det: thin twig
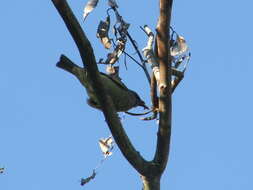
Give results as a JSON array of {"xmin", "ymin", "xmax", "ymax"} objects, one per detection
[
  {"xmin": 111, "ymin": 38, "xmax": 146, "ymax": 72},
  {"xmin": 109, "ymin": 8, "xmax": 151, "ymax": 84},
  {"xmin": 126, "ymin": 32, "xmax": 151, "ymax": 84},
  {"xmin": 141, "ymin": 72, "xmax": 158, "ymax": 121},
  {"xmin": 123, "ymin": 51, "xmax": 143, "ymax": 68},
  {"xmin": 139, "ymin": 26, "xmax": 148, "ymax": 35},
  {"xmin": 125, "ymin": 109, "xmax": 153, "ymax": 116}
]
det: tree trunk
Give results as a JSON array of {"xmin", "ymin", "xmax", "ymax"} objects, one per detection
[{"xmin": 142, "ymin": 176, "xmax": 161, "ymax": 190}]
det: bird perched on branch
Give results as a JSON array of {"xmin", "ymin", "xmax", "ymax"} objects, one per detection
[{"xmin": 57, "ymin": 55, "xmax": 148, "ymax": 112}]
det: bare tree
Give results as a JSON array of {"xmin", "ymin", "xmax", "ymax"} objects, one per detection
[{"xmin": 50, "ymin": 0, "xmax": 186, "ymax": 189}]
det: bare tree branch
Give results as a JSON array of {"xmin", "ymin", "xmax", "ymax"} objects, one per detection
[
  {"xmin": 141, "ymin": 73, "xmax": 158, "ymax": 121},
  {"xmin": 51, "ymin": 1, "xmax": 178, "ymax": 189},
  {"xmin": 126, "ymin": 32, "xmax": 151, "ymax": 84},
  {"xmin": 153, "ymin": 0, "xmax": 173, "ymax": 173},
  {"xmin": 51, "ymin": 0, "xmax": 152, "ymax": 176}
]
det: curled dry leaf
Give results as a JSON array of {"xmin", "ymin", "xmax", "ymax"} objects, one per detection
[
  {"xmin": 142, "ymin": 25, "xmax": 157, "ymax": 67},
  {"xmin": 106, "ymin": 65, "xmax": 121, "ymax": 81},
  {"xmin": 108, "ymin": 0, "xmax": 118, "ymax": 8},
  {"xmin": 143, "ymin": 25, "xmax": 154, "ymax": 48},
  {"xmin": 152, "ymin": 66, "xmax": 160, "ymax": 83},
  {"xmin": 83, "ymin": 0, "xmax": 99, "ymax": 21},
  {"xmin": 170, "ymin": 35, "xmax": 188, "ymax": 57},
  {"xmin": 106, "ymin": 65, "xmax": 117, "ymax": 75},
  {"xmin": 97, "ymin": 16, "xmax": 111, "ymax": 49},
  {"xmin": 104, "ymin": 38, "xmax": 125, "ymax": 65},
  {"xmin": 80, "ymin": 170, "xmax": 96, "ymax": 186},
  {"xmin": 0, "ymin": 168, "xmax": 4, "ymax": 174},
  {"xmin": 98, "ymin": 136, "xmax": 114, "ymax": 158},
  {"xmin": 170, "ymin": 33, "xmax": 191, "ymax": 76},
  {"xmin": 112, "ymin": 9, "xmax": 130, "ymax": 38}
]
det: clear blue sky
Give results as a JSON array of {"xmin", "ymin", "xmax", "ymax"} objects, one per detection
[{"xmin": 1, "ymin": 0, "xmax": 252, "ymax": 189}]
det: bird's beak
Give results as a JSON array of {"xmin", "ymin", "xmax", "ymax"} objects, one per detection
[{"xmin": 140, "ymin": 101, "xmax": 149, "ymax": 110}]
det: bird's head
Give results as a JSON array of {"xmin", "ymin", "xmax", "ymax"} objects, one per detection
[{"xmin": 131, "ymin": 91, "xmax": 149, "ymax": 110}]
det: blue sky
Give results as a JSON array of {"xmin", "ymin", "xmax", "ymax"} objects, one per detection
[{"xmin": 0, "ymin": 0, "xmax": 253, "ymax": 189}]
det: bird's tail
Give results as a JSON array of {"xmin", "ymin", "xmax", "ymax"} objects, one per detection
[{"xmin": 56, "ymin": 55, "xmax": 81, "ymax": 75}]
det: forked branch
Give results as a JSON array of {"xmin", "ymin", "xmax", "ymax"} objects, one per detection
[
  {"xmin": 52, "ymin": 0, "xmax": 174, "ymax": 188},
  {"xmin": 51, "ymin": 0, "xmax": 152, "ymax": 176}
]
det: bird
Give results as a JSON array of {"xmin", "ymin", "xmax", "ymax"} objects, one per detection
[
  {"xmin": 57, "ymin": 55, "xmax": 148, "ymax": 112},
  {"xmin": 83, "ymin": 0, "xmax": 99, "ymax": 21}
]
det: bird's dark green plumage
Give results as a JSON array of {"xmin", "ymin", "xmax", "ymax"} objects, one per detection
[{"xmin": 57, "ymin": 55, "xmax": 148, "ymax": 112}]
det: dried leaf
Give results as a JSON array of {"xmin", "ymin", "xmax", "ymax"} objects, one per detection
[
  {"xmin": 80, "ymin": 170, "xmax": 96, "ymax": 186},
  {"xmin": 83, "ymin": 0, "xmax": 99, "ymax": 21},
  {"xmin": 0, "ymin": 168, "xmax": 4, "ymax": 174},
  {"xmin": 97, "ymin": 16, "xmax": 111, "ymax": 49},
  {"xmin": 98, "ymin": 136, "xmax": 114, "ymax": 158},
  {"xmin": 152, "ymin": 66, "xmax": 160, "ymax": 83},
  {"xmin": 143, "ymin": 25, "xmax": 154, "ymax": 50},
  {"xmin": 108, "ymin": 0, "xmax": 118, "ymax": 8},
  {"xmin": 142, "ymin": 25, "xmax": 158, "ymax": 68},
  {"xmin": 169, "ymin": 29, "xmax": 191, "ymax": 75},
  {"xmin": 104, "ymin": 39, "xmax": 125, "ymax": 65},
  {"xmin": 117, "ymin": 22, "xmax": 130, "ymax": 38},
  {"xmin": 106, "ymin": 65, "xmax": 121, "ymax": 81},
  {"xmin": 170, "ymin": 35, "xmax": 188, "ymax": 56}
]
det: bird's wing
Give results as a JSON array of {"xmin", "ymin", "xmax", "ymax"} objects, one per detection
[{"xmin": 100, "ymin": 72, "xmax": 129, "ymax": 91}]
